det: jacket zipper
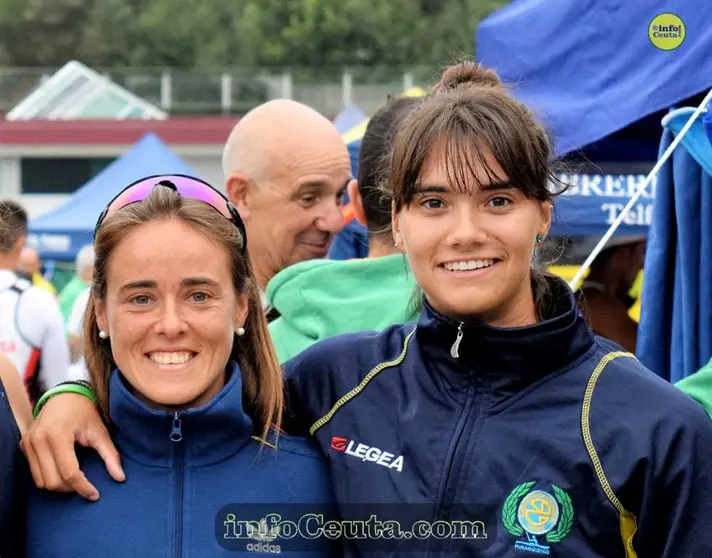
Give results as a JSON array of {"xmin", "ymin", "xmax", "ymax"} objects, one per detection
[
  {"xmin": 450, "ymin": 322, "xmax": 464, "ymax": 358},
  {"xmin": 430, "ymin": 373, "xmax": 479, "ymax": 555},
  {"xmin": 170, "ymin": 412, "xmax": 185, "ymax": 558}
]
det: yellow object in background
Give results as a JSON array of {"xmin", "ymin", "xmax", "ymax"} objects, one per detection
[
  {"xmin": 31, "ymin": 272, "xmax": 57, "ymax": 296},
  {"xmin": 546, "ymin": 265, "xmax": 642, "ymax": 323},
  {"xmin": 627, "ymin": 271, "xmax": 643, "ymax": 322}
]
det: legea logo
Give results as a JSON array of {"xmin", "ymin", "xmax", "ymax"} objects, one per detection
[{"xmin": 330, "ymin": 436, "xmax": 404, "ymax": 472}]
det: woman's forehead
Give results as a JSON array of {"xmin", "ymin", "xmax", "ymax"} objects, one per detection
[
  {"xmin": 419, "ymin": 139, "xmax": 508, "ymax": 186},
  {"xmin": 108, "ymin": 221, "xmax": 231, "ymax": 276}
]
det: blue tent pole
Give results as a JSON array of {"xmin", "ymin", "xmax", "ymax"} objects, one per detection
[{"xmin": 569, "ymin": 87, "xmax": 712, "ymax": 291}]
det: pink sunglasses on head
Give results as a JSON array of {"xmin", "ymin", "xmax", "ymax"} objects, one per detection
[{"xmin": 94, "ymin": 174, "xmax": 247, "ymax": 253}]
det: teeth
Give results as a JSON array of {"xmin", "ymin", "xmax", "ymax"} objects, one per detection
[
  {"xmin": 444, "ymin": 260, "xmax": 495, "ymax": 271},
  {"xmin": 148, "ymin": 352, "xmax": 194, "ymax": 365}
]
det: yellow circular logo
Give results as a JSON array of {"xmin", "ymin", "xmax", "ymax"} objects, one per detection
[
  {"xmin": 649, "ymin": 13, "xmax": 686, "ymax": 51},
  {"xmin": 517, "ymin": 490, "xmax": 560, "ymax": 536}
]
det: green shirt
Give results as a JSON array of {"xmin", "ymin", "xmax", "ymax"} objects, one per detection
[
  {"xmin": 267, "ymin": 254, "xmax": 419, "ymax": 364},
  {"xmin": 57, "ymin": 275, "xmax": 88, "ymax": 325},
  {"xmin": 676, "ymin": 358, "xmax": 712, "ymax": 418}
]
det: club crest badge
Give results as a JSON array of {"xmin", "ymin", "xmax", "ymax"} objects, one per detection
[{"xmin": 502, "ymin": 481, "xmax": 574, "ymax": 555}]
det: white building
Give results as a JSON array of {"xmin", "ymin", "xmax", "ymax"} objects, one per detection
[
  {"xmin": 0, "ymin": 61, "xmax": 238, "ymax": 217},
  {"xmin": 0, "ymin": 117, "xmax": 236, "ymax": 218}
]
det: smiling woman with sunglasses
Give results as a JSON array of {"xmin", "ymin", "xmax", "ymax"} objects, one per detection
[{"xmin": 24, "ymin": 176, "xmax": 335, "ymax": 557}]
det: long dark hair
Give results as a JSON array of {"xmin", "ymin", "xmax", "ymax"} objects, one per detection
[{"xmin": 358, "ymin": 96, "xmax": 421, "ymax": 238}]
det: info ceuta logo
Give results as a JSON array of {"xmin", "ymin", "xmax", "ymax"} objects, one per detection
[{"xmin": 330, "ymin": 436, "xmax": 404, "ymax": 472}]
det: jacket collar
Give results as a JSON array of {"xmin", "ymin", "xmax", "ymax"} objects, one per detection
[
  {"xmin": 415, "ymin": 276, "xmax": 595, "ymax": 394},
  {"xmin": 108, "ymin": 362, "xmax": 254, "ymax": 468}
]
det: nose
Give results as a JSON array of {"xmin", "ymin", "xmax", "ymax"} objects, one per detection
[
  {"xmin": 315, "ymin": 200, "xmax": 346, "ymax": 234},
  {"xmin": 448, "ymin": 205, "xmax": 487, "ymax": 247},
  {"xmin": 155, "ymin": 300, "xmax": 187, "ymax": 337}
]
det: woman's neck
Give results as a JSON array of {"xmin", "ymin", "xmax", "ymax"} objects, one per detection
[
  {"xmin": 367, "ymin": 236, "xmax": 402, "ymax": 259},
  {"xmin": 440, "ymin": 281, "xmax": 540, "ymax": 328},
  {"xmin": 480, "ymin": 294, "xmax": 539, "ymax": 328}
]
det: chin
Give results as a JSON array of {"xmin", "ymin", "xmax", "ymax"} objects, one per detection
[
  {"xmin": 135, "ymin": 382, "xmax": 208, "ymax": 410},
  {"xmin": 445, "ymin": 304, "xmax": 493, "ymax": 322},
  {"xmin": 297, "ymin": 242, "xmax": 330, "ymax": 260},
  {"xmin": 434, "ymin": 290, "xmax": 499, "ymax": 316}
]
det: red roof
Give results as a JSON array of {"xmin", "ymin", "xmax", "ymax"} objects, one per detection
[{"xmin": 0, "ymin": 117, "xmax": 240, "ymax": 145}]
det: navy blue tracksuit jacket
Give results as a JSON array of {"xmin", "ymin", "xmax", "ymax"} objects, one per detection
[
  {"xmin": 284, "ymin": 278, "xmax": 712, "ymax": 557},
  {"xmin": 26, "ymin": 364, "xmax": 336, "ymax": 557}
]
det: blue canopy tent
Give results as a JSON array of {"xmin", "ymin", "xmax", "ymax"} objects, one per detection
[
  {"xmin": 550, "ymin": 173, "xmax": 654, "ymax": 237},
  {"xmin": 333, "ymin": 105, "xmax": 367, "ymax": 134},
  {"xmin": 478, "ymin": 0, "xmax": 712, "ymax": 382},
  {"xmin": 27, "ymin": 133, "xmax": 197, "ymax": 260},
  {"xmin": 637, "ymin": 106, "xmax": 712, "ymax": 382},
  {"xmin": 476, "ymin": 0, "xmax": 712, "ymax": 158},
  {"xmin": 332, "ymin": 105, "xmax": 367, "ymax": 177}
]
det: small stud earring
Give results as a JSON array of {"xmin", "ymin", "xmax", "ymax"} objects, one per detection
[
  {"xmin": 536, "ymin": 234, "xmax": 544, "ymax": 244},
  {"xmin": 99, "ymin": 330, "xmax": 108, "ymax": 339},
  {"xmin": 236, "ymin": 327, "xmax": 245, "ymax": 336}
]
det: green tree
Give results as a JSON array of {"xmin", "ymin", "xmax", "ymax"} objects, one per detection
[
  {"xmin": 0, "ymin": 0, "xmax": 509, "ymax": 71},
  {"xmin": 0, "ymin": 0, "xmax": 89, "ymax": 66}
]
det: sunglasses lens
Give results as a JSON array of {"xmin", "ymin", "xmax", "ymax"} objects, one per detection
[
  {"xmin": 169, "ymin": 177, "xmax": 232, "ymax": 219},
  {"xmin": 105, "ymin": 181, "xmax": 153, "ymax": 219},
  {"xmin": 105, "ymin": 175, "xmax": 231, "ymax": 220}
]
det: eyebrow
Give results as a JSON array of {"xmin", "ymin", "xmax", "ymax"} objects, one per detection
[
  {"xmin": 292, "ymin": 179, "xmax": 351, "ymax": 200},
  {"xmin": 480, "ymin": 179, "xmax": 516, "ymax": 191},
  {"xmin": 411, "ymin": 185, "xmax": 451, "ymax": 195},
  {"xmin": 412, "ymin": 180, "xmax": 515, "ymax": 195},
  {"xmin": 119, "ymin": 277, "xmax": 220, "ymax": 293},
  {"xmin": 295, "ymin": 178, "xmax": 335, "ymax": 192}
]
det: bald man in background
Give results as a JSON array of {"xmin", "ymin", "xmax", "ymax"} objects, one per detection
[{"xmin": 222, "ymin": 99, "xmax": 351, "ymax": 315}]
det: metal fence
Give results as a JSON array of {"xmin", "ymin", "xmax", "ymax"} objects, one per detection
[{"xmin": 0, "ymin": 66, "xmax": 436, "ymax": 117}]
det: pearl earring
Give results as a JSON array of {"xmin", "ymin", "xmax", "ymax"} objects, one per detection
[
  {"xmin": 99, "ymin": 330, "xmax": 108, "ymax": 339},
  {"xmin": 236, "ymin": 327, "xmax": 245, "ymax": 336}
]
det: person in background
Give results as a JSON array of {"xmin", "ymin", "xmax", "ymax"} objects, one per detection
[
  {"xmin": 0, "ymin": 353, "xmax": 31, "ymax": 558},
  {"xmin": 58, "ymin": 244, "xmax": 94, "ymax": 324},
  {"xmin": 326, "ymin": 211, "xmax": 369, "ymax": 261},
  {"xmin": 577, "ymin": 236, "xmax": 646, "ymax": 352},
  {"xmin": 222, "ymin": 99, "xmax": 351, "ymax": 319},
  {"xmin": 24, "ymin": 176, "xmax": 334, "ymax": 556},
  {"xmin": 0, "ymin": 200, "xmax": 70, "ymax": 404},
  {"xmin": 65, "ymin": 286, "xmax": 90, "ymax": 380},
  {"xmin": 17, "ymin": 247, "xmax": 57, "ymax": 296},
  {"xmin": 267, "ymin": 96, "xmax": 421, "ymax": 363}
]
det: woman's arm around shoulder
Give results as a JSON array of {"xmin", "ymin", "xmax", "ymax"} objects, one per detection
[{"xmin": 20, "ymin": 383, "xmax": 125, "ymax": 501}]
